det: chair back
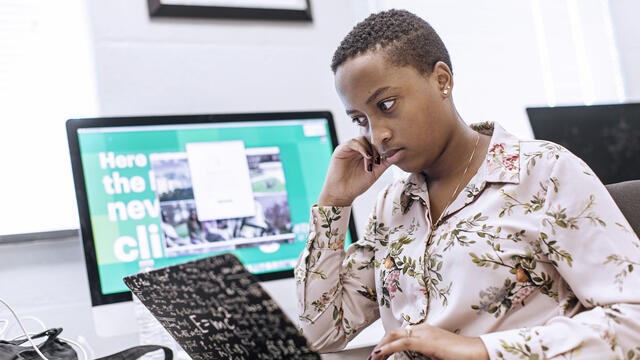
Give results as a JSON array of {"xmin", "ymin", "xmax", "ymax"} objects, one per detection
[{"xmin": 605, "ymin": 180, "xmax": 640, "ymax": 236}]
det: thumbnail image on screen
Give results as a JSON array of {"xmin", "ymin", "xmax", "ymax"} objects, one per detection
[
  {"xmin": 151, "ymin": 146, "xmax": 293, "ymax": 257},
  {"xmin": 77, "ymin": 119, "xmax": 347, "ymax": 296}
]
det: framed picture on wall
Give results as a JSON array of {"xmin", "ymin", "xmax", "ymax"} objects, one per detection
[{"xmin": 148, "ymin": 0, "xmax": 312, "ymax": 21}]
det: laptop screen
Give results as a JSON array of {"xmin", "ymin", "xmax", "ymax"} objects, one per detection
[{"xmin": 67, "ymin": 112, "xmax": 356, "ymax": 306}]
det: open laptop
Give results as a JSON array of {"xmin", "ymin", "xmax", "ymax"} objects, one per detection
[{"xmin": 123, "ymin": 253, "xmax": 320, "ymax": 360}]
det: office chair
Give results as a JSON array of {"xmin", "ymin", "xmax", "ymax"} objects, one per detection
[{"xmin": 605, "ymin": 180, "xmax": 640, "ymax": 236}]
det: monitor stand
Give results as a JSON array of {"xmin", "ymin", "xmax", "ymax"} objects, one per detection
[
  {"xmin": 260, "ymin": 277, "xmax": 298, "ymax": 321},
  {"xmin": 92, "ymin": 301, "xmax": 138, "ymax": 337}
]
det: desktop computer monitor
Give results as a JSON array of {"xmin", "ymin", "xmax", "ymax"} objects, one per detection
[
  {"xmin": 66, "ymin": 112, "xmax": 357, "ymax": 336},
  {"xmin": 527, "ymin": 103, "xmax": 640, "ymax": 185}
]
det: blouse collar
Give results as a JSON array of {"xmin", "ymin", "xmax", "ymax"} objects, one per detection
[{"xmin": 400, "ymin": 121, "xmax": 521, "ymax": 215}]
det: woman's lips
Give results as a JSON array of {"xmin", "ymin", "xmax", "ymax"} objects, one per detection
[{"xmin": 382, "ymin": 148, "xmax": 404, "ymax": 163}]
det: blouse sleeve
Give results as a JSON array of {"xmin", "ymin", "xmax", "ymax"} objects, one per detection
[
  {"xmin": 294, "ymin": 204, "xmax": 381, "ymax": 352},
  {"xmin": 480, "ymin": 151, "xmax": 640, "ymax": 359}
]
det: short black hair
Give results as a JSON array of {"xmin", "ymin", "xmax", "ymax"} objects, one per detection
[{"xmin": 331, "ymin": 9, "xmax": 452, "ymax": 75}]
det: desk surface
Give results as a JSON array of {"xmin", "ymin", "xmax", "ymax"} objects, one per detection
[{"xmin": 0, "ymin": 238, "xmax": 385, "ymax": 358}]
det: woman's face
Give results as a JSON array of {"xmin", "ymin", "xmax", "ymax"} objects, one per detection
[{"xmin": 334, "ymin": 50, "xmax": 453, "ymax": 173}]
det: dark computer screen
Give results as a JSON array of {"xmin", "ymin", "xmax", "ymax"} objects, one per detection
[{"xmin": 527, "ymin": 103, "xmax": 640, "ymax": 184}]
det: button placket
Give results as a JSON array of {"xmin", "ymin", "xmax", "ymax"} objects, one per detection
[
  {"xmin": 306, "ymin": 215, "xmax": 319, "ymax": 248},
  {"xmin": 421, "ymin": 202, "xmax": 441, "ymax": 323}
]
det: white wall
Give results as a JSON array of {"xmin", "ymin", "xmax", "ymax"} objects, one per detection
[
  {"xmin": 0, "ymin": 0, "xmax": 97, "ymax": 236},
  {"xmin": 85, "ymin": 0, "xmax": 391, "ymax": 237},
  {"xmin": 609, "ymin": 0, "xmax": 640, "ymax": 101},
  {"xmin": 377, "ymin": 0, "xmax": 628, "ymax": 144}
]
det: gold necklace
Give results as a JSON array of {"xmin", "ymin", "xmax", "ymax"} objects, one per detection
[{"xmin": 432, "ymin": 131, "xmax": 481, "ymax": 226}]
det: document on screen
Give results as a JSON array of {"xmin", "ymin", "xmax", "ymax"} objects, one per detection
[{"xmin": 186, "ymin": 140, "xmax": 256, "ymax": 221}]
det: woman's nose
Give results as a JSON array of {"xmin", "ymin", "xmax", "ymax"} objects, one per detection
[{"xmin": 368, "ymin": 121, "xmax": 392, "ymax": 147}]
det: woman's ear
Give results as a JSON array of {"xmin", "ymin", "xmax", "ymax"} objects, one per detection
[{"xmin": 432, "ymin": 61, "xmax": 453, "ymax": 96}]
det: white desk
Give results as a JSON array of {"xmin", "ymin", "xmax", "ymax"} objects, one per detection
[{"xmin": 0, "ymin": 237, "xmax": 384, "ymax": 358}]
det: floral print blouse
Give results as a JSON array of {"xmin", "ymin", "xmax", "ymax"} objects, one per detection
[{"xmin": 295, "ymin": 121, "xmax": 640, "ymax": 359}]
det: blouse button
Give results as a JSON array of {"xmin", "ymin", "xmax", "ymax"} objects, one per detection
[{"xmin": 420, "ymin": 298, "xmax": 428, "ymax": 308}]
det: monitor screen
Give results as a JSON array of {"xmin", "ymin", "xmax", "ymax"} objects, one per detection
[
  {"xmin": 67, "ymin": 112, "xmax": 356, "ymax": 306},
  {"xmin": 527, "ymin": 103, "xmax": 640, "ymax": 185}
]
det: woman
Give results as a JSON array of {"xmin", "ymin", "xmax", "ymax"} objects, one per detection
[
  {"xmin": 295, "ymin": 9, "xmax": 640, "ymax": 360},
  {"xmin": 187, "ymin": 209, "xmax": 207, "ymax": 244}
]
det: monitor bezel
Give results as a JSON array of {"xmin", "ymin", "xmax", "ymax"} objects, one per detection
[{"xmin": 66, "ymin": 111, "xmax": 358, "ymax": 306}]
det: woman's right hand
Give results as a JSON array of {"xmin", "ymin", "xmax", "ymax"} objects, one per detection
[{"xmin": 318, "ymin": 136, "xmax": 392, "ymax": 207}]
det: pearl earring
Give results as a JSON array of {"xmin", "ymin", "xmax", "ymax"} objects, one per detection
[{"xmin": 443, "ymin": 89, "xmax": 449, "ymax": 95}]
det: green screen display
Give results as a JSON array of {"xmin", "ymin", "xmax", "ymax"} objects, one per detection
[{"xmin": 77, "ymin": 119, "xmax": 347, "ymax": 296}]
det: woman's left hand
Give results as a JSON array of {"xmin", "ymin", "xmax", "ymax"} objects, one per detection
[{"xmin": 369, "ymin": 323, "xmax": 490, "ymax": 360}]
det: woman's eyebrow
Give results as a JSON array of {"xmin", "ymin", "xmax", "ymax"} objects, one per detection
[
  {"xmin": 366, "ymin": 86, "xmax": 391, "ymax": 105},
  {"xmin": 345, "ymin": 86, "xmax": 393, "ymax": 115}
]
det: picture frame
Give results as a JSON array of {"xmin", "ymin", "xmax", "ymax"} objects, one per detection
[{"xmin": 147, "ymin": 0, "xmax": 312, "ymax": 21}]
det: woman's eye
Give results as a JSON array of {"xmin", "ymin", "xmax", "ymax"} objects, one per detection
[
  {"xmin": 379, "ymin": 99, "xmax": 395, "ymax": 111},
  {"xmin": 352, "ymin": 116, "xmax": 367, "ymax": 126}
]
